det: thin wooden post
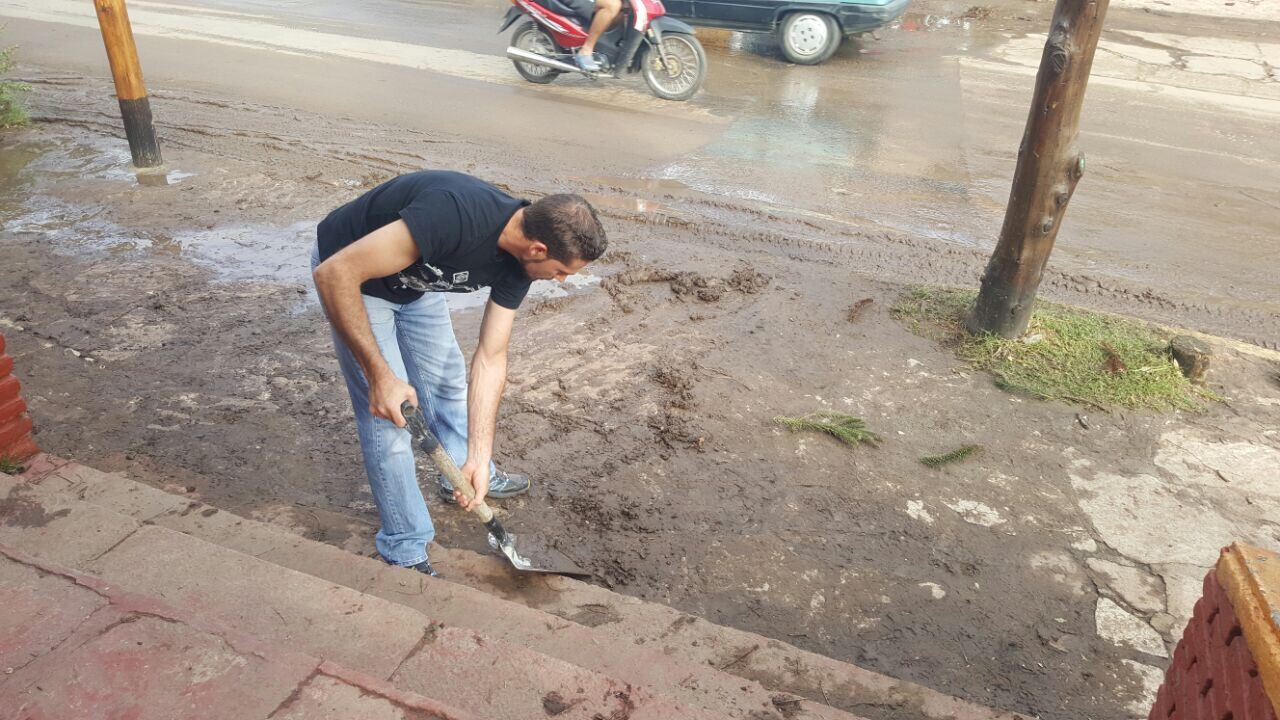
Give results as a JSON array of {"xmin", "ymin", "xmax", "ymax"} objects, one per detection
[
  {"xmin": 967, "ymin": 0, "xmax": 1110, "ymax": 338},
  {"xmin": 92, "ymin": 0, "xmax": 162, "ymax": 168}
]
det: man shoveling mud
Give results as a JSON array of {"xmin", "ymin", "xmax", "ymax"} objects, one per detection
[{"xmin": 312, "ymin": 170, "xmax": 606, "ymax": 577}]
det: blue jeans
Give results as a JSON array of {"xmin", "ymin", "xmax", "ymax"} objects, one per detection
[{"xmin": 312, "ymin": 247, "xmax": 479, "ymax": 566}]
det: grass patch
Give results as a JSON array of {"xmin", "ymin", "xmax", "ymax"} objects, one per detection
[
  {"xmin": 775, "ymin": 411, "xmax": 880, "ymax": 447},
  {"xmin": 892, "ymin": 286, "xmax": 1216, "ymax": 411},
  {"xmin": 0, "ymin": 456, "xmax": 25, "ymax": 475},
  {"xmin": 1, "ymin": 32, "xmax": 30, "ymax": 128},
  {"xmin": 920, "ymin": 445, "xmax": 981, "ymax": 468}
]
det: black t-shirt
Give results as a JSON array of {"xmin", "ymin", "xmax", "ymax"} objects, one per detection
[{"xmin": 317, "ymin": 171, "xmax": 533, "ymax": 309}]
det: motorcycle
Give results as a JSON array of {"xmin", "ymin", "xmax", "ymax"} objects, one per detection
[{"xmin": 499, "ymin": 0, "xmax": 707, "ymax": 101}]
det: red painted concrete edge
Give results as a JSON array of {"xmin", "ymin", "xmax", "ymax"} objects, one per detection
[
  {"xmin": 0, "ymin": 332, "xmax": 40, "ymax": 462},
  {"xmin": 0, "ymin": 396, "xmax": 28, "ymax": 425},
  {"xmin": 15, "ymin": 453, "xmax": 72, "ymax": 482},
  {"xmin": 0, "ymin": 542, "xmax": 484, "ymax": 720},
  {"xmin": 0, "ymin": 416, "xmax": 34, "ymax": 449}
]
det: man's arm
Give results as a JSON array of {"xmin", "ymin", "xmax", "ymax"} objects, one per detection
[
  {"xmin": 455, "ymin": 299, "xmax": 516, "ymax": 510},
  {"xmin": 312, "ymin": 219, "xmax": 421, "ymax": 426}
]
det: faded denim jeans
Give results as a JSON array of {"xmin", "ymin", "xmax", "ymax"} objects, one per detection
[{"xmin": 312, "ymin": 245, "xmax": 479, "ymax": 566}]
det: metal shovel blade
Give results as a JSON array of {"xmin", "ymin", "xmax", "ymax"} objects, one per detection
[{"xmin": 488, "ymin": 529, "xmax": 592, "ymax": 577}]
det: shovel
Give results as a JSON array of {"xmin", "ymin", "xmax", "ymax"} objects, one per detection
[{"xmin": 401, "ymin": 401, "xmax": 591, "ymax": 578}]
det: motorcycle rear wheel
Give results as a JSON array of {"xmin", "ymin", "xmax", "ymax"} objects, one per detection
[
  {"xmin": 512, "ymin": 21, "xmax": 560, "ymax": 84},
  {"xmin": 641, "ymin": 33, "xmax": 706, "ymax": 102}
]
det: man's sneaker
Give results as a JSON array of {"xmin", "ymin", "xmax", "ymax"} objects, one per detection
[
  {"xmin": 575, "ymin": 51, "xmax": 602, "ymax": 72},
  {"xmin": 381, "ymin": 554, "xmax": 440, "ymax": 578},
  {"xmin": 488, "ymin": 468, "xmax": 532, "ymax": 498},
  {"xmin": 407, "ymin": 559, "xmax": 440, "ymax": 578},
  {"xmin": 437, "ymin": 468, "xmax": 531, "ymax": 504}
]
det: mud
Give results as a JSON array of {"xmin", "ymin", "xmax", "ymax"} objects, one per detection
[
  {"xmin": 847, "ymin": 298, "xmax": 875, "ymax": 323},
  {"xmin": 2, "ymin": 1, "xmax": 1280, "ymax": 717},
  {"xmin": 542, "ymin": 691, "xmax": 576, "ymax": 715},
  {"xmin": 0, "ymin": 493, "xmax": 71, "ymax": 528}
]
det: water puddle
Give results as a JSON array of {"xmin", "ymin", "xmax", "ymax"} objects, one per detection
[
  {"xmin": 4, "ymin": 195, "xmax": 147, "ymax": 253},
  {"xmin": 579, "ymin": 190, "xmax": 693, "ymax": 226},
  {"xmin": 169, "ymin": 221, "xmax": 317, "ymax": 285},
  {"xmin": 1, "ymin": 132, "xmax": 200, "ymax": 262},
  {"xmin": 3, "ymin": 194, "xmax": 316, "ymax": 284},
  {"xmin": 2, "ymin": 130, "xmax": 602, "ymax": 316},
  {"xmin": 4, "ymin": 134, "xmax": 195, "ymax": 187},
  {"xmin": 894, "ymin": 12, "xmax": 979, "ymax": 33},
  {"xmin": 654, "ymin": 163, "xmax": 784, "ymax": 205},
  {"xmin": 443, "ymin": 272, "xmax": 602, "ymax": 312}
]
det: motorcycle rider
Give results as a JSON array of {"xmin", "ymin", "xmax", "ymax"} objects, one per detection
[{"xmin": 575, "ymin": 0, "xmax": 622, "ymax": 71}]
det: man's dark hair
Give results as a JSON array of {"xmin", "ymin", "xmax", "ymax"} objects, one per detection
[{"xmin": 522, "ymin": 194, "xmax": 607, "ymax": 263}]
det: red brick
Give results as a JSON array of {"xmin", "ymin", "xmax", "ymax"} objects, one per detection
[
  {"xmin": 1151, "ymin": 686, "xmax": 1172, "ymax": 720},
  {"xmin": 0, "ymin": 354, "xmax": 12, "ymax": 378},
  {"xmin": 0, "ymin": 415, "xmax": 34, "ymax": 451},
  {"xmin": 1253, "ymin": 678, "xmax": 1275, "ymax": 718},
  {"xmin": 0, "ymin": 376, "xmax": 19, "ymax": 405},
  {"xmin": 0, "ymin": 333, "xmax": 6, "ymax": 355},
  {"xmin": 1222, "ymin": 642, "xmax": 1249, "ymax": 704},
  {"xmin": 0, "ymin": 397, "xmax": 26, "ymax": 425},
  {"xmin": 1191, "ymin": 619, "xmax": 1215, "ymax": 718},
  {"xmin": 1150, "ymin": 565, "xmax": 1280, "ymax": 720},
  {"xmin": 2, "ymin": 437, "xmax": 40, "ymax": 463}
]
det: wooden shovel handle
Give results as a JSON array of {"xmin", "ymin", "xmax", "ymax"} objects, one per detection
[{"xmin": 401, "ymin": 402, "xmax": 495, "ymax": 523}]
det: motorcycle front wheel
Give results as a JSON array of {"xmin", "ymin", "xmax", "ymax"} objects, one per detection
[
  {"xmin": 641, "ymin": 33, "xmax": 706, "ymax": 101},
  {"xmin": 511, "ymin": 21, "xmax": 560, "ymax": 84}
]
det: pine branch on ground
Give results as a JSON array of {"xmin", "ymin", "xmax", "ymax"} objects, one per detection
[
  {"xmin": 920, "ymin": 445, "xmax": 981, "ymax": 468},
  {"xmin": 775, "ymin": 411, "xmax": 880, "ymax": 447}
]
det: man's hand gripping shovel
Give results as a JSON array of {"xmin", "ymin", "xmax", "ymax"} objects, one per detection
[{"xmin": 401, "ymin": 402, "xmax": 591, "ymax": 577}]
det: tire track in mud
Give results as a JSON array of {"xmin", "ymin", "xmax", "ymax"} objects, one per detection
[{"xmin": 18, "ymin": 73, "xmax": 1280, "ymax": 349}]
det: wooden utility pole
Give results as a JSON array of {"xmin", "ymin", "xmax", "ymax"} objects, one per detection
[
  {"xmin": 92, "ymin": 0, "xmax": 162, "ymax": 168},
  {"xmin": 968, "ymin": 0, "xmax": 1110, "ymax": 338}
]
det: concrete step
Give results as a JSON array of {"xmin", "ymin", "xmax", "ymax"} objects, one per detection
[
  {"xmin": 11, "ymin": 458, "xmax": 1023, "ymax": 720},
  {"xmin": 0, "ymin": 542, "xmax": 480, "ymax": 720},
  {"xmin": 9, "ymin": 458, "xmax": 861, "ymax": 720},
  {"xmin": 0, "ymin": 469, "xmax": 731, "ymax": 720}
]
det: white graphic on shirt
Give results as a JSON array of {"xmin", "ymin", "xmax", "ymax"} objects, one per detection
[{"xmin": 398, "ymin": 261, "xmax": 480, "ymax": 293}]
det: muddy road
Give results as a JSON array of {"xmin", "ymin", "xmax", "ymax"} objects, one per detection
[
  {"xmin": 2, "ymin": 0, "xmax": 1280, "ymax": 719},
  {"xmin": 3, "ymin": 0, "xmax": 1279, "ymax": 346}
]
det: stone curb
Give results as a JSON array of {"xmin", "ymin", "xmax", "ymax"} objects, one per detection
[
  {"xmin": 9, "ymin": 459, "xmax": 1026, "ymax": 720},
  {"xmin": 0, "ymin": 541, "xmax": 483, "ymax": 720},
  {"xmin": 0, "ymin": 475, "xmax": 732, "ymax": 720}
]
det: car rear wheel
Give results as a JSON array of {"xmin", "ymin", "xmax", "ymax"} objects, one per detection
[{"xmin": 778, "ymin": 12, "xmax": 841, "ymax": 65}]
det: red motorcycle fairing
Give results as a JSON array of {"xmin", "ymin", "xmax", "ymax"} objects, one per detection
[
  {"xmin": 513, "ymin": 0, "xmax": 665, "ymax": 43},
  {"xmin": 630, "ymin": 0, "xmax": 666, "ymax": 29},
  {"xmin": 514, "ymin": 0, "xmax": 588, "ymax": 47}
]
